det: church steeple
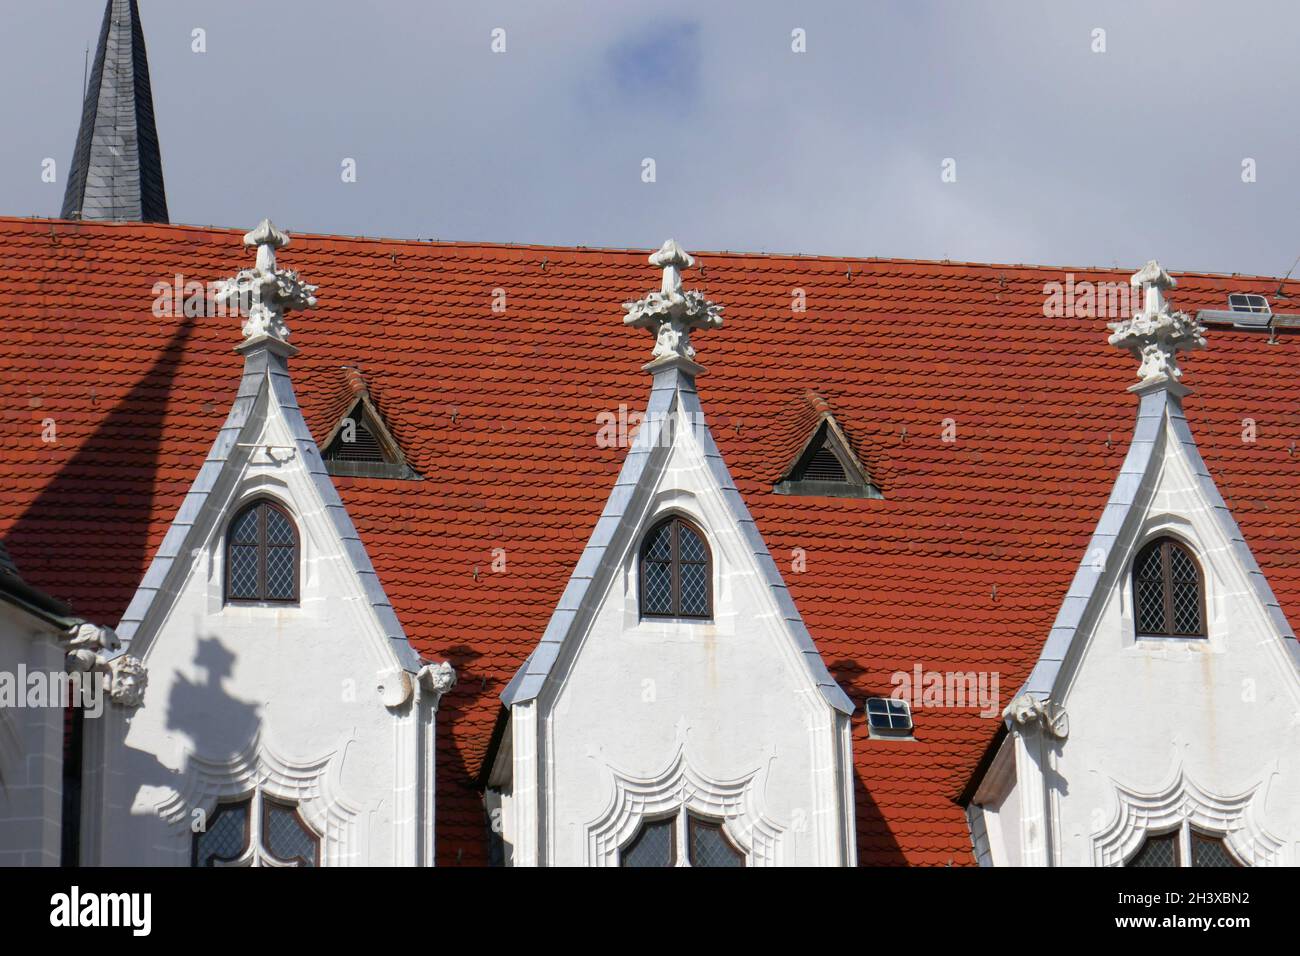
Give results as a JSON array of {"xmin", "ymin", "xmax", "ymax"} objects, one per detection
[{"xmin": 61, "ymin": 0, "xmax": 169, "ymax": 223}]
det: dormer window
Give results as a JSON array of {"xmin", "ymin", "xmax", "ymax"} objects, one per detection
[
  {"xmin": 1133, "ymin": 537, "xmax": 1205, "ymax": 638},
  {"xmin": 775, "ymin": 396, "xmax": 880, "ymax": 499},
  {"xmin": 639, "ymin": 516, "xmax": 711, "ymax": 619},
  {"xmin": 321, "ymin": 367, "xmax": 418, "ymax": 479},
  {"xmin": 619, "ymin": 811, "xmax": 745, "ymax": 867},
  {"xmin": 866, "ymin": 697, "xmax": 913, "ymax": 737},
  {"xmin": 225, "ymin": 499, "xmax": 299, "ymax": 604}
]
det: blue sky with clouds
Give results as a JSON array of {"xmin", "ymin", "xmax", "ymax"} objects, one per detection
[{"xmin": 3, "ymin": 0, "xmax": 1299, "ymax": 276}]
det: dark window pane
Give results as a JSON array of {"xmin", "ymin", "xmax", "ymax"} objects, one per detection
[
  {"xmin": 645, "ymin": 523, "xmax": 672, "ymax": 561},
  {"xmin": 265, "ymin": 546, "xmax": 296, "ymax": 599},
  {"xmin": 1168, "ymin": 545, "xmax": 1197, "ymax": 583},
  {"xmin": 688, "ymin": 816, "xmax": 744, "ymax": 867},
  {"xmin": 1191, "ymin": 831, "xmax": 1239, "ymax": 867},
  {"xmin": 228, "ymin": 545, "xmax": 259, "ymax": 598},
  {"xmin": 194, "ymin": 800, "xmax": 250, "ymax": 866},
  {"xmin": 621, "ymin": 817, "xmax": 674, "ymax": 867},
  {"xmin": 1173, "ymin": 582, "xmax": 1201, "ymax": 633},
  {"xmin": 263, "ymin": 800, "xmax": 318, "ymax": 866},
  {"xmin": 1135, "ymin": 544, "xmax": 1163, "ymax": 581},
  {"xmin": 1136, "ymin": 579, "xmax": 1165, "ymax": 633},
  {"xmin": 679, "ymin": 562, "xmax": 708, "ymax": 616},
  {"xmin": 643, "ymin": 561, "xmax": 673, "ymax": 615},
  {"xmin": 1126, "ymin": 831, "xmax": 1179, "ymax": 867},
  {"xmin": 265, "ymin": 506, "xmax": 295, "ymax": 545},
  {"xmin": 678, "ymin": 525, "xmax": 707, "ymax": 564},
  {"xmin": 230, "ymin": 507, "xmax": 259, "ymax": 544}
]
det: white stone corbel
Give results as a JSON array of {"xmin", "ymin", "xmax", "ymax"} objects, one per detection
[
  {"xmin": 417, "ymin": 661, "xmax": 457, "ymax": 710},
  {"xmin": 62, "ymin": 621, "xmax": 147, "ymax": 708}
]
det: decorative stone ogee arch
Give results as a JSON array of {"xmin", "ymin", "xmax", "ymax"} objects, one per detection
[
  {"xmin": 1093, "ymin": 762, "xmax": 1286, "ymax": 866},
  {"xmin": 154, "ymin": 729, "xmax": 363, "ymax": 866},
  {"xmin": 586, "ymin": 744, "xmax": 784, "ymax": 866}
]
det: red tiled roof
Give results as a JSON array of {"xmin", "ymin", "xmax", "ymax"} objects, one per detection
[{"xmin": 2, "ymin": 216, "xmax": 1298, "ymax": 865}]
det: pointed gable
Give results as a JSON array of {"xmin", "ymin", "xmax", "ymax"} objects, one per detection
[
  {"xmin": 1016, "ymin": 262, "xmax": 1300, "ymax": 705},
  {"xmin": 61, "ymin": 0, "xmax": 168, "ymax": 223},
  {"xmin": 114, "ymin": 221, "xmax": 418, "ymax": 672},
  {"xmin": 503, "ymin": 242, "xmax": 851, "ymax": 715}
]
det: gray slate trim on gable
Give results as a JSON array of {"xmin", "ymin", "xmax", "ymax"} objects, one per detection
[
  {"xmin": 502, "ymin": 362, "xmax": 854, "ymax": 715},
  {"xmin": 1018, "ymin": 385, "xmax": 1300, "ymax": 702},
  {"xmin": 61, "ymin": 0, "xmax": 168, "ymax": 223},
  {"xmin": 114, "ymin": 341, "xmax": 420, "ymax": 672}
]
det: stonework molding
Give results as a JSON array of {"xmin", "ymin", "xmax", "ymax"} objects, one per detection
[
  {"xmin": 418, "ymin": 660, "xmax": 457, "ymax": 708},
  {"xmin": 1107, "ymin": 260, "xmax": 1206, "ymax": 390},
  {"xmin": 586, "ymin": 744, "xmax": 783, "ymax": 866},
  {"xmin": 154, "ymin": 729, "xmax": 362, "ymax": 866},
  {"xmin": 1093, "ymin": 763, "xmax": 1285, "ymax": 866},
  {"xmin": 622, "ymin": 239, "xmax": 722, "ymax": 368},
  {"xmin": 214, "ymin": 218, "xmax": 318, "ymax": 344}
]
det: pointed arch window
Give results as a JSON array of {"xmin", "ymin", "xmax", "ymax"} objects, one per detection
[
  {"xmin": 225, "ymin": 499, "xmax": 299, "ymax": 604},
  {"xmin": 1133, "ymin": 537, "xmax": 1205, "ymax": 638},
  {"xmin": 640, "ymin": 516, "xmax": 711, "ymax": 619}
]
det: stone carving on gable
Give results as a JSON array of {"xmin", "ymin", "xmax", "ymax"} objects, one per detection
[
  {"xmin": 62, "ymin": 621, "xmax": 147, "ymax": 708},
  {"xmin": 215, "ymin": 218, "xmax": 318, "ymax": 344},
  {"xmin": 1003, "ymin": 692, "xmax": 1068, "ymax": 740},
  {"xmin": 622, "ymin": 239, "xmax": 723, "ymax": 365},
  {"xmin": 1107, "ymin": 260, "xmax": 1206, "ymax": 388}
]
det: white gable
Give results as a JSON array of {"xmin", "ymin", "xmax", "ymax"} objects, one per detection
[
  {"xmin": 498, "ymin": 244, "xmax": 855, "ymax": 867},
  {"xmin": 80, "ymin": 225, "xmax": 452, "ymax": 866},
  {"xmin": 971, "ymin": 264, "xmax": 1300, "ymax": 867}
]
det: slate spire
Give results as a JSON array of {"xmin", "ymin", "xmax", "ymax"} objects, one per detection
[{"xmin": 61, "ymin": 0, "xmax": 169, "ymax": 223}]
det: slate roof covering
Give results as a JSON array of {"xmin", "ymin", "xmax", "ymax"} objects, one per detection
[
  {"xmin": 61, "ymin": 0, "xmax": 169, "ymax": 223},
  {"xmin": 1, "ymin": 216, "xmax": 1298, "ymax": 865}
]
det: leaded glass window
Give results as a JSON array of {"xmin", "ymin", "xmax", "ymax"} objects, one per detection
[
  {"xmin": 619, "ymin": 811, "xmax": 746, "ymax": 867},
  {"xmin": 1126, "ymin": 830, "xmax": 1179, "ymax": 867},
  {"xmin": 1133, "ymin": 538, "xmax": 1204, "ymax": 637},
  {"xmin": 192, "ymin": 792, "xmax": 319, "ymax": 867},
  {"xmin": 225, "ymin": 500, "xmax": 299, "ymax": 603},
  {"xmin": 1124, "ymin": 825, "xmax": 1244, "ymax": 868},
  {"xmin": 639, "ymin": 516, "xmax": 711, "ymax": 619},
  {"xmin": 620, "ymin": 816, "xmax": 676, "ymax": 867}
]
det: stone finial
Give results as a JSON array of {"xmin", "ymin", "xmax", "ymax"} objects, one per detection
[
  {"xmin": 215, "ymin": 218, "xmax": 318, "ymax": 345},
  {"xmin": 623, "ymin": 239, "xmax": 723, "ymax": 370},
  {"xmin": 1107, "ymin": 259, "xmax": 1205, "ymax": 390}
]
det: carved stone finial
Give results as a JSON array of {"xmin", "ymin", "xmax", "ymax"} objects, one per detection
[
  {"xmin": 215, "ymin": 218, "xmax": 318, "ymax": 345},
  {"xmin": 623, "ymin": 239, "xmax": 722, "ymax": 369},
  {"xmin": 1107, "ymin": 259, "xmax": 1205, "ymax": 390},
  {"xmin": 1003, "ymin": 692, "xmax": 1068, "ymax": 740}
]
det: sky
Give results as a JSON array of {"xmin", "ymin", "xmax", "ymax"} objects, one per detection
[{"xmin": 2, "ymin": 0, "xmax": 1299, "ymax": 276}]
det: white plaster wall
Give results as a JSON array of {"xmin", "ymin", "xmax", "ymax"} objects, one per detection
[
  {"xmin": 533, "ymin": 416, "xmax": 850, "ymax": 866},
  {"xmin": 0, "ymin": 604, "xmax": 65, "ymax": 865},
  {"xmin": 1049, "ymin": 423, "xmax": 1300, "ymax": 866},
  {"xmin": 86, "ymin": 396, "xmax": 433, "ymax": 866}
]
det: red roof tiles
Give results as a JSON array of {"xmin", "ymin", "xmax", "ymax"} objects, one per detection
[{"xmin": 2, "ymin": 216, "xmax": 1298, "ymax": 865}]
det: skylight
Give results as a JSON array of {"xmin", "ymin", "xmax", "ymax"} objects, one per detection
[
  {"xmin": 865, "ymin": 697, "xmax": 913, "ymax": 737},
  {"xmin": 1227, "ymin": 293, "xmax": 1270, "ymax": 314}
]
